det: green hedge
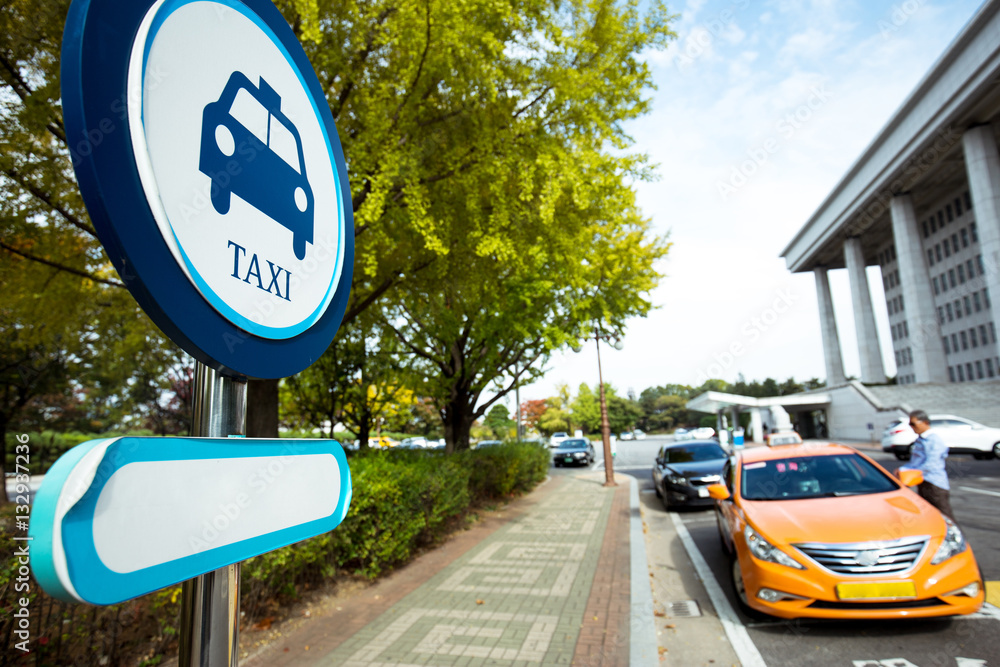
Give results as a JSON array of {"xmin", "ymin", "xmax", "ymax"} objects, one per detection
[{"xmin": 0, "ymin": 442, "xmax": 549, "ymax": 665}]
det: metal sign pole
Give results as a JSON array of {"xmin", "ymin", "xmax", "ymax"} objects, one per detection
[{"xmin": 179, "ymin": 362, "xmax": 247, "ymax": 667}]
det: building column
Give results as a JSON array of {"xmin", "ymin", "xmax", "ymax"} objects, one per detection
[
  {"xmin": 963, "ymin": 125, "xmax": 1000, "ymax": 363},
  {"xmin": 844, "ymin": 237, "xmax": 887, "ymax": 383},
  {"xmin": 890, "ymin": 194, "xmax": 948, "ymax": 383},
  {"xmin": 749, "ymin": 407, "xmax": 763, "ymax": 442},
  {"xmin": 814, "ymin": 267, "xmax": 847, "ymax": 386}
]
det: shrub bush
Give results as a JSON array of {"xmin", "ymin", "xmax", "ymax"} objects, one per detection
[
  {"xmin": 0, "ymin": 441, "xmax": 548, "ymax": 665},
  {"xmin": 241, "ymin": 441, "xmax": 545, "ymax": 598}
]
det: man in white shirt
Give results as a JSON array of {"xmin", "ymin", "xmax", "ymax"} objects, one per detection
[{"xmin": 898, "ymin": 409, "xmax": 954, "ymax": 520}]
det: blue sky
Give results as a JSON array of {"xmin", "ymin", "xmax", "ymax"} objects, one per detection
[{"xmin": 518, "ymin": 0, "xmax": 985, "ymax": 404}]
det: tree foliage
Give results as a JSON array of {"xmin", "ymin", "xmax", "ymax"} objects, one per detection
[
  {"xmin": 570, "ymin": 383, "xmax": 642, "ymax": 435},
  {"xmin": 484, "ymin": 405, "xmax": 514, "ymax": 440},
  {"xmin": 281, "ymin": 317, "xmax": 408, "ymax": 445},
  {"xmin": 520, "ymin": 399, "xmax": 547, "ymax": 432},
  {"xmin": 351, "ymin": 0, "xmax": 675, "ymax": 451},
  {"xmin": 2, "ymin": 0, "xmax": 676, "ymax": 470},
  {"xmin": 0, "ymin": 0, "xmax": 198, "ymax": 498}
]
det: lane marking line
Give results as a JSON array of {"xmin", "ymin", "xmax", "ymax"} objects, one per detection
[
  {"xmin": 669, "ymin": 512, "xmax": 767, "ymax": 667},
  {"xmin": 959, "ymin": 486, "xmax": 1000, "ymax": 499}
]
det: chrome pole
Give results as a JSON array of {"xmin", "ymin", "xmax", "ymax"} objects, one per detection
[{"xmin": 179, "ymin": 362, "xmax": 247, "ymax": 667}]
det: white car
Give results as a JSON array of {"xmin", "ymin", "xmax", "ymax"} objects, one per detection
[
  {"xmin": 549, "ymin": 431, "xmax": 570, "ymax": 448},
  {"xmin": 690, "ymin": 426, "xmax": 716, "ymax": 440},
  {"xmin": 633, "ymin": 429, "xmax": 647, "ymax": 440},
  {"xmin": 881, "ymin": 414, "xmax": 1000, "ymax": 460}
]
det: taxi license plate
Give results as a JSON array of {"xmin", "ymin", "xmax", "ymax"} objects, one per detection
[
  {"xmin": 836, "ymin": 582, "xmax": 917, "ymax": 600},
  {"xmin": 697, "ymin": 488, "xmax": 709, "ymax": 498}
]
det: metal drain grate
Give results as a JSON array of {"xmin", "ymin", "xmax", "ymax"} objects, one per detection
[{"xmin": 665, "ymin": 600, "xmax": 702, "ymax": 617}]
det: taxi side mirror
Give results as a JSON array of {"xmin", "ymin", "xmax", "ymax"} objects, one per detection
[
  {"xmin": 898, "ymin": 469, "xmax": 923, "ymax": 487},
  {"xmin": 707, "ymin": 483, "xmax": 731, "ymax": 500}
]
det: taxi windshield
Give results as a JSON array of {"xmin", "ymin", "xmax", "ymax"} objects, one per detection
[{"xmin": 740, "ymin": 453, "xmax": 897, "ymax": 501}]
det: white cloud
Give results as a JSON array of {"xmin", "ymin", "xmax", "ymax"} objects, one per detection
[{"xmin": 517, "ymin": 0, "xmax": 981, "ymax": 403}]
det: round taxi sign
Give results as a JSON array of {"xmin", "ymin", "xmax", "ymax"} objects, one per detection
[{"xmin": 62, "ymin": 0, "xmax": 353, "ymax": 378}]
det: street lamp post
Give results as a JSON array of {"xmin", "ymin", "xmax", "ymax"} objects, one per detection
[{"xmin": 594, "ymin": 326, "xmax": 621, "ymax": 488}]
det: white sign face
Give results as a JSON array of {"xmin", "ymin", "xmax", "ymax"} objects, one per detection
[
  {"xmin": 127, "ymin": 0, "xmax": 346, "ymax": 340},
  {"xmin": 92, "ymin": 455, "xmax": 340, "ymax": 573}
]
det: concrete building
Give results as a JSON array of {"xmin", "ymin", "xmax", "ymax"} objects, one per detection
[
  {"xmin": 782, "ymin": 0, "xmax": 1000, "ymax": 390},
  {"xmin": 690, "ymin": 1, "xmax": 1000, "ymax": 439}
]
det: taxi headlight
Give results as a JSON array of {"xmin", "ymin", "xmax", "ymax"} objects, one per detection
[
  {"xmin": 666, "ymin": 474, "xmax": 686, "ymax": 485},
  {"xmin": 757, "ymin": 588, "xmax": 809, "ymax": 603},
  {"xmin": 943, "ymin": 581, "xmax": 980, "ymax": 598},
  {"xmin": 744, "ymin": 524, "xmax": 805, "ymax": 570},
  {"xmin": 931, "ymin": 518, "xmax": 967, "ymax": 565}
]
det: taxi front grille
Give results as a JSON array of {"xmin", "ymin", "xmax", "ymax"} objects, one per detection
[
  {"xmin": 793, "ymin": 536, "xmax": 928, "ymax": 575},
  {"xmin": 808, "ymin": 598, "xmax": 943, "ymax": 610}
]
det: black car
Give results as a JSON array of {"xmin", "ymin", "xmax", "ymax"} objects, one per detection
[
  {"xmin": 553, "ymin": 438, "xmax": 595, "ymax": 467},
  {"xmin": 651, "ymin": 440, "xmax": 729, "ymax": 509}
]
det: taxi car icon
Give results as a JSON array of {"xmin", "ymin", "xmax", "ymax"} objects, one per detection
[{"xmin": 199, "ymin": 71, "xmax": 313, "ymax": 260}]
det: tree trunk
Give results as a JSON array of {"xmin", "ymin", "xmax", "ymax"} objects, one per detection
[
  {"xmin": 357, "ymin": 412, "xmax": 371, "ymax": 450},
  {"xmin": 442, "ymin": 399, "xmax": 475, "ymax": 453},
  {"xmin": 247, "ymin": 378, "xmax": 279, "ymax": 438}
]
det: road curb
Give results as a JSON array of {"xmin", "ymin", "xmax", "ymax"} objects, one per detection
[{"xmin": 625, "ymin": 474, "xmax": 659, "ymax": 663}]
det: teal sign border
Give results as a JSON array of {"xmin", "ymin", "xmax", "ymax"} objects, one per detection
[{"xmin": 29, "ymin": 437, "xmax": 352, "ymax": 605}]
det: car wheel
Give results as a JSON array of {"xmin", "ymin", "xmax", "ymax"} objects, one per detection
[
  {"xmin": 993, "ymin": 442, "xmax": 1000, "ymax": 460},
  {"xmin": 730, "ymin": 555, "xmax": 769, "ymax": 622},
  {"xmin": 211, "ymin": 185, "xmax": 231, "ymax": 215}
]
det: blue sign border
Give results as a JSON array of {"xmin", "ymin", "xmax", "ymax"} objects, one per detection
[
  {"xmin": 61, "ymin": 0, "xmax": 354, "ymax": 379},
  {"xmin": 29, "ymin": 437, "xmax": 353, "ymax": 605}
]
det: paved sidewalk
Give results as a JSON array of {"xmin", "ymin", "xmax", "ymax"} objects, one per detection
[{"xmin": 243, "ymin": 472, "xmax": 645, "ymax": 667}]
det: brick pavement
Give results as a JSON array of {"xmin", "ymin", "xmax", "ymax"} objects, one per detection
[{"xmin": 243, "ymin": 473, "xmax": 633, "ymax": 667}]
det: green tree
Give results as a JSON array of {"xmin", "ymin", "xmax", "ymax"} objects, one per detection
[
  {"xmin": 640, "ymin": 393, "xmax": 687, "ymax": 431},
  {"xmin": 638, "ymin": 384, "xmax": 694, "ymax": 430},
  {"xmin": 281, "ymin": 317, "xmax": 408, "ymax": 446},
  {"xmin": 571, "ymin": 383, "xmax": 641, "ymax": 435},
  {"xmin": 2, "ymin": 0, "xmax": 676, "ymax": 465},
  {"xmin": 605, "ymin": 393, "xmax": 643, "ymax": 434},
  {"xmin": 484, "ymin": 405, "xmax": 514, "ymax": 440},
  {"xmin": 367, "ymin": 0, "xmax": 673, "ymax": 451},
  {"xmin": 570, "ymin": 383, "xmax": 599, "ymax": 433},
  {"xmin": 538, "ymin": 407, "xmax": 569, "ymax": 435}
]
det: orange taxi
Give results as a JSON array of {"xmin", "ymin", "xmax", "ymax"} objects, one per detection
[{"xmin": 709, "ymin": 443, "xmax": 983, "ymax": 619}]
